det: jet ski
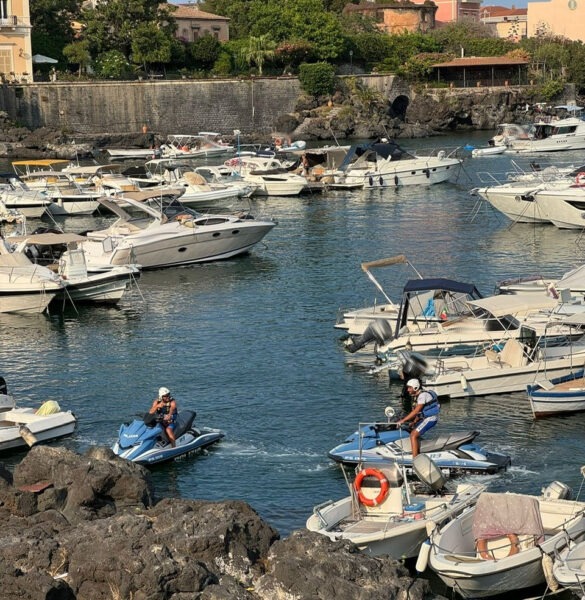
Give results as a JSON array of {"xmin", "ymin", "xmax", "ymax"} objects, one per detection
[
  {"xmin": 112, "ymin": 409, "xmax": 224, "ymax": 465},
  {"xmin": 328, "ymin": 417, "xmax": 511, "ymax": 476}
]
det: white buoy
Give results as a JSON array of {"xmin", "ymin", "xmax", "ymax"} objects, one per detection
[
  {"xmin": 460, "ymin": 374, "xmax": 468, "ymax": 390},
  {"xmin": 416, "ymin": 538, "xmax": 431, "ymax": 573}
]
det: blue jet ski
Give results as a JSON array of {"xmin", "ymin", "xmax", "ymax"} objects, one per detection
[
  {"xmin": 112, "ymin": 410, "xmax": 224, "ymax": 465},
  {"xmin": 328, "ymin": 422, "xmax": 511, "ymax": 476}
]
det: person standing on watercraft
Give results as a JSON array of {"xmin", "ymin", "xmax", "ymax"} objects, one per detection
[
  {"xmin": 396, "ymin": 379, "xmax": 440, "ymax": 457},
  {"xmin": 149, "ymin": 387, "xmax": 177, "ymax": 447}
]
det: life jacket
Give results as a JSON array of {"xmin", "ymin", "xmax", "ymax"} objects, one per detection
[
  {"xmin": 156, "ymin": 399, "xmax": 177, "ymax": 422},
  {"xmin": 421, "ymin": 390, "xmax": 440, "ymax": 418}
]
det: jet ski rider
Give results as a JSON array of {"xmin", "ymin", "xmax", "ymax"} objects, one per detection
[
  {"xmin": 396, "ymin": 378, "xmax": 440, "ymax": 458},
  {"xmin": 149, "ymin": 387, "xmax": 177, "ymax": 447}
]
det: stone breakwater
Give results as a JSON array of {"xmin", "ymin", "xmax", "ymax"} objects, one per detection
[{"xmin": 0, "ymin": 445, "xmax": 443, "ymax": 600}]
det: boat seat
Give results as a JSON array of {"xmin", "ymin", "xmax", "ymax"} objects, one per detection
[
  {"xmin": 485, "ymin": 339, "xmax": 528, "ymax": 368},
  {"xmin": 536, "ymin": 379, "xmax": 555, "ymax": 391}
]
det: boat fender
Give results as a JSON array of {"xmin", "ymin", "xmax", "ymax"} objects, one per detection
[
  {"xmin": 460, "ymin": 374, "xmax": 468, "ymax": 390},
  {"xmin": 416, "ymin": 538, "xmax": 431, "ymax": 573},
  {"xmin": 542, "ymin": 553, "xmax": 559, "ymax": 591},
  {"xmin": 575, "ymin": 172, "xmax": 585, "ymax": 187},
  {"xmin": 368, "ymin": 176, "xmax": 374, "ymax": 187},
  {"xmin": 379, "ymin": 176, "xmax": 383, "ymax": 186},
  {"xmin": 424, "ymin": 169, "xmax": 430, "ymax": 179},
  {"xmin": 476, "ymin": 534, "xmax": 519, "ymax": 560},
  {"xmin": 354, "ymin": 468, "xmax": 389, "ymax": 507},
  {"xmin": 394, "ymin": 175, "xmax": 399, "ymax": 186}
]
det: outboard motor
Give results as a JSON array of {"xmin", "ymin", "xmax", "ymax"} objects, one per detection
[
  {"xmin": 412, "ymin": 454, "xmax": 447, "ymax": 494},
  {"xmin": 542, "ymin": 481, "xmax": 572, "ymax": 500},
  {"xmin": 344, "ymin": 319, "xmax": 393, "ymax": 354},
  {"xmin": 399, "ymin": 351, "xmax": 429, "ymax": 381}
]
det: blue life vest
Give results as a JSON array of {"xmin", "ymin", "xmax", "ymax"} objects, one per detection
[{"xmin": 421, "ymin": 390, "xmax": 440, "ymax": 418}]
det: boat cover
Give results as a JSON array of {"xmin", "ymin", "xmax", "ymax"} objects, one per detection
[
  {"xmin": 472, "ymin": 492, "xmax": 544, "ymax": 542},
  {"xmin": 557, "ymin": 265, "xmax": 585, "ymax": 291},
  {"xmin": 467, "ymin": 293, "xmax": 557, "ymax": 318}
]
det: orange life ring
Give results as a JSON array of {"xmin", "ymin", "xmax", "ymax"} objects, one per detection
[
  {"xmin": 477, "ymin": 534, "xmax": 520, "ymax": 560},
  {"xmin": 354, "ymin": 468, "xmax": 389, "ymax": 507},
  {"xmin": 575, "ymin": 172, "xmax": 585, "ymax": 187}
]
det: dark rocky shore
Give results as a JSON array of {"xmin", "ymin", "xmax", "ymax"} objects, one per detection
[
  {"xmin": 0, "ymin": 87, "xmax": 559, "ymax": 160},
  {"xmin": 0, "ymin": 445, "xmax": 445, "ymax": 600}
]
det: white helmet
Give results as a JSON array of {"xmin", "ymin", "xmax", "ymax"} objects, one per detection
[
  {"xmin": 158, "ymin": 387, "xmax": 170, "ymax": 398},
  {"xmin": 406, "ymin": 378, "xmax": 420, "ymax": 391}
]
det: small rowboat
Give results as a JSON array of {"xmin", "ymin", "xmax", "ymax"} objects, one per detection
[
  {"xmin": 527, "ymin": 368, "xmax": 585, "ymax": 418},
  {"xmin": 471, "ymin": 145, "xmax": 506, "ymax": 158}
]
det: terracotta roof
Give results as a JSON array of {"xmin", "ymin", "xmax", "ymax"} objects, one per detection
[
  {"xmin": 168, "ymin": 3, "xmax": 229, "ymax": 21},
  {"xmin": 433, "ymin": 56, "xmax": 529, "ymax": 67},
  {"xmin": 480, "ymin": 5, "xmax": 527, "ymax": 17}
]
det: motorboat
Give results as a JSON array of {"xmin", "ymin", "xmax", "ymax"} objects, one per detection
[
  {"xmin": 225, "ymin": 156, "xmax": 307, "ymax": 196},
  {"xmin": 306, "ymin": 454, "xmax": 485, "ymax": 559},
  {"xmin": 0, "ymin": 376, "xmax": 77, "ymax": 452},
  {"xmin": 0, "ymin": 198, "xmax": 25, "ymax": 225},
  {"xmin": 81, "ymin": 195, "xmax": 277, "ymax": 269},
  {"xmin": 144, "ymin": 160, "xmax": 242, "ymax": 207},
  {"xmin": 8, "ymin": 231, "xmax": 141, "ymax": 304},
  {"xmin": 328, "ymin": 417, "xmax": 511, "ymax": 476},
  {"xmin": 107, "ymin": 148, "xmax": 161, "ymax": 160},
  {"xmin": 505, "ymin": 109, "xmax": 585, "ymax": 154},
  {"xmin": 552, "ymin": 533, "xmax": 585, "ymax": 595},
  {"xmin": 389, "ymin": 311, "xmax": 585, "ymax": 400},
  {"xmin": 423, "ymin": 476, "xmax": 585, "ymax": 598},
  {"xmin": 527, "ymin": 368, "xmax": 585, "ymax": 418},
  {"xmin": 335, "ymin": 255, "xmax": 425, "ymax": 337},
  {"xmin": 112, "ymin": 409, "xmax": 224, "ymax": 465},
  {"xmin": 497, "ymin": 264, "xmax": 585, "ymax": 297},
  {"xmin": 0, "ymin": 172, "xmax": 53, "ymax": 218},
  {"xmin": 63, "ymin": 163, "xmax": 142, "ymax": 195},
  {"xmin": 333, "ymin": 139, "xmax": 462, "ymax": 188},
  {"xmin": 0, "ymin": 238, "xmax": 64, "ymax": 314},
  {"xmin": 372, "ymin": 290, "xmax": 584, "ymax": 365},
  {"xmin": 192, "ymin": 165, "xmax": 259, "ymax": 198},
  {"xmin": 160, "ymin": 134, "xmax": 234, "ymax": 159},
  {"xmin": 471, "ymin": 145, "xmax": 506, "ymax": 158}
]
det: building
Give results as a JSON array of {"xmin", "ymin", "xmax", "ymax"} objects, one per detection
[
  {"xmin": 409, "ymin": 0, "xmax": 482, "ymax": 24},
  {"xmin": 0, "ymin": 0, "xmax": 32, "ymax": 83},
  {"xmin": 432, "ymin": 55, "xmax": 530, "ymax": 87},
  {"xmin": 479, "ymin": 6, "xmax": 527, "ymax": 40},
  {"xmin": 527, "ymin": 0, "xmax": 585, "ymax": 43},
  {"xmin": 343, "ymin": 2, "xmax": 437, "ymax": 34},
  {"xmin": 169, "ymin": 3, "xmax": 229, "ymax": 43}
]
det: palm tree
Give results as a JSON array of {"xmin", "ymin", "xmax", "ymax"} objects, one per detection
[{"xmin": 241, "ymin": 34, "xmax": 276, "ymax": 76}]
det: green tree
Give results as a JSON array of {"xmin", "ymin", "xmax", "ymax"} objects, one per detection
[
  {"xmin": 240, "ymin": 34, "xmax": 276, "ymax": 75},
  {"xmin": 95, "ymin": 50, "xmax": 132, "ymax": 79},
  {"xmin": 131, "ymin": 23, "xmax": 173, "ymax": 72},
  {"xmin": 62, "ymin": 40, "xmax": 91, "ymax": 77},
  {"xmin": 30, "ymin": 0, "xmax": 81, "ymax": 62},
  {"xmin": 200, "ymin": 0, "xmax": 252, "ymax": 39},
  {"xmin": 82, "ymin": 0, "xmax": 175, "ymax": 58},
  {"xmin": 298, "ymin": 62, "xmax": 336, "ymax": 96},
  {"xmin": 189, "ymin": 35, "xmax": 222, "ymax": 70}
]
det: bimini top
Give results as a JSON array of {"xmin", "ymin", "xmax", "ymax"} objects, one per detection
[
  {"xmin": 467, "ymin": 293, "xmax": 557, "ymax": 318},
  {"xmin": 402, "ymin": 278, "xmax": 482, "ymax": 297}
]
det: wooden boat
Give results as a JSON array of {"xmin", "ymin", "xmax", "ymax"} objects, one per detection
[{"xmin": 527, "ymin": 368, "xmax": 585, "ymax": 418}]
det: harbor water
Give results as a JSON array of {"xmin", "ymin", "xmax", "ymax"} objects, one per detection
[{"xmin": 2, "ymin": 132, "xmax": 585, "ymax": 598}]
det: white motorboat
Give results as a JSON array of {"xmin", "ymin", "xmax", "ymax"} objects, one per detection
[
  {"xmin": 192, "ymin": 165, "xmax": 259, "ymax": 198},
  {"xmin": 424, "ymin": 477, "xmax": 585, "ymax": 599},
  {"xmin": 471, "ymin": 145, "xmax": 506, "ymax": 157},
  {"xmin": 306, "ymin": 454, "xmax": 485, "ymax": 560},
  {"xmin": 335, "ymin": 255, "xmax": 424, "ymax": 337},
  {"xmin": 526, "ymin": 368, "xmax": 585, "ymax": 418},
  {"xmin": 9, "ymin": 232, "xmax": 141, "ymax": 304},
  {"xmin": 497, "ymin": 264, "xmax": 585, "ymax": 297},
  {"xmin": 81, "ymin": 196, "xmax": 276, "ymax": 269},
  {"xmin": 334, "ymin": 140, "xmax": 462, "ymax": 188},
  {"xmin": 389, "ymin": 309, "xmax": 585, "ymax": 400},
  {"xmin": 225, "ymin": 156, "xmax": 307, "ymax": 196},
  {"xmin": 0, "ymin": 198, "xmax": 25, "ymax": 225},
  {"xmin": 107, "ymin": 148, "xmax": 160, "ymax": 160},
  {"xmin": 0, "ymin": 238, "xmax": 64, "ymax": 314},
  {"xmin": 505, "ymin": 110, "xmax": 585, "ymax": 153},
  {"xmin": 552, "ymin": 533, "xmax": 585, "ymax": 595},
  {"xmin": 0, "ymin": 173, "xmax": 53, "ymax": 218},
  {"xmin": 160, "ymin": 134, "xmax": 234, "ymax": 159},
  {"xmin": 0, "ymin": 376, "xmax": 77, "ymax": 452}
]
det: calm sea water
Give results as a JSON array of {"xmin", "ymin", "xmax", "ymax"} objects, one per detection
[{"xmin": 2, "ymin": 133, "xmax": 585, "ymax": 598}]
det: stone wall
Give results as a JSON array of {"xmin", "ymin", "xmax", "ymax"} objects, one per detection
[{"xmin": 0, "ymin": 75, "xmax": 398, "ymax": 136}]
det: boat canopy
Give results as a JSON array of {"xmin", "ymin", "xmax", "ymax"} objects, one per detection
[
  {"xmin": 467, "ymin": 293, "xmax": 557, "ymax": 318},
  {"xmin": 11, "ymin": 232, "xmax": 86, "ymax": 246},
  {"xmin": 402, "ymin": 278, "xmax": 482, "ymax": 297}
]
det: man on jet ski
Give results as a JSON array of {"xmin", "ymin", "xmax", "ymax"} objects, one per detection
[
  {"xmin": 396, "ymin": 378, "xmax": 440, "ymax": 458},
  {"xmin": 149, "ymin": 387, "xmax": 177, "ymax": 447}
]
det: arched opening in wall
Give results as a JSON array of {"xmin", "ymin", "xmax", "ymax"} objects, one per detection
[{"xmin": 389, "ymin": 95, "xmax": 409, "ymax": 120}]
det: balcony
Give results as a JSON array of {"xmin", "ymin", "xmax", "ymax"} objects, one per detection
[{"xmin": 0, "ymin": 16, "xmax": 18, "ymax": 28}]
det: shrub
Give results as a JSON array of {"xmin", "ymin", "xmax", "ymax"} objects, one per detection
[{"xmin": 298, "ymin": 62, "xmax": 337, "ymax": 97}]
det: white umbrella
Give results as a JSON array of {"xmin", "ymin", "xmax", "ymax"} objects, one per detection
[{"xmin": 32, "ymin": 54, "xmax": 58, "ymax": 64}]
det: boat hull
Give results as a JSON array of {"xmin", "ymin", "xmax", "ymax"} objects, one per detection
[{"xmin": 527, "ymin": 369, "xmax": 585, "ymax": 417}]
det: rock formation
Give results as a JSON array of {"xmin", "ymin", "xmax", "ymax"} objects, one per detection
[{"xmin": 0, "ymin": 445, "xmax": 444, "ymax": 599}]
